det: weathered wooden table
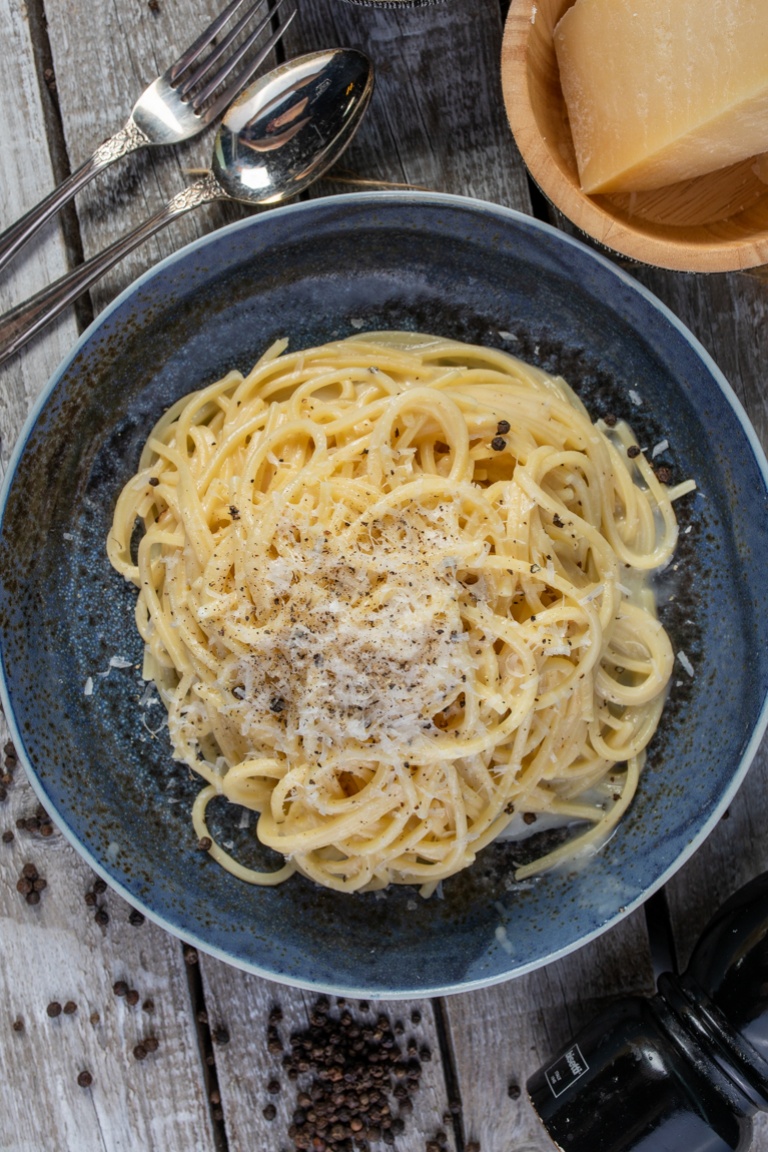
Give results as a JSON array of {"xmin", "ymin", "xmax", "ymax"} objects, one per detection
[{"xmin": 2, "ymin": 1, "xmax": 768, "ymax": 1149}]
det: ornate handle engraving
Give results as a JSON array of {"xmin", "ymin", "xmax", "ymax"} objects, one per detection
[
  {"xmin": 92, "ymin": 120, "xmax": 152, "ymax": 168},
  {"xmin": 166, "ymin": 173, "xmax": 223, "ymax": 214},
  {"xmin": 0, "ymin": 174, "xmax": 226, "ymax": 367},
  {"xmin": 0, "ymin": 116, "xmax": 152, "ymax": 274}
]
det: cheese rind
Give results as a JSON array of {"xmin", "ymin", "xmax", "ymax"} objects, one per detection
[{"xmin": 554, "ymin": 0, "xmax": 768, "ymax": 194}]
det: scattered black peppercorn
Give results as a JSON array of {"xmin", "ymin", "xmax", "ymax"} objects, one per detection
[
  {"xmin": 133, "ymin": 1043, "xmax": 148, "ymax": 1061},
  {"xmin": 47, "ymin": 1001, "xmax": 62, "ymax": 1018},
  {"xmin": 496, "ymin": 419, "xmax": 511, "ymax": 435},
  {"xmin": 12, "ymin": 1017, "xmax": 24, "ymax": 1033},
  {"xmin": 128, "ymin": 909, "xmax": 145, "ymax": 926},
  {"xmin": 491, "ymin": 436, "xmax": 507, "ymax": 452},
  {"xmin": 63, "ymin": 1001, "xmax": 77, "ymax": 1016},
  {"xmin": 627, "ymin": 444, "xmax": 641, "ymax": 459},
  {"xmin": 269, "ymin": 696, "xmax": 286, "ymax": 713},
  {"xmin": 113, "ymin": 980, "xmax": 128, "ymax": 998},
  {"xmin": 77, "ymin": 1070, "xmax": 93, "ymax": 1088},
  {"xmin": 148, "ymin": 476, "xmax": 160, "ymax": 486},
  {"xmin": 263, "ymin": 1103, "xmax": 277, "ymax": 1121},
  {"xmin": 93, "ymin": 878, "xmax": 107, "ymax": 895},
  {"xmin": 143, "ymin": 999, "xmax": 155, "ymax": 1014},
  {"xmin": 1, "ymin": 829, "xmax": 13, "ymax": 843},
  {"xmin": 603, "ymin": 412, "xmax": 618, "ymax": 427},
  {"xmin": 507, "ymin": 1081, "xmax": 522, "ymax": 1100},
  {"xmin": 144, "ymin": 1036, "xmax": 159, "ymax": 1053},
  {"xmin": 655, "ymin": 464, "xmax": 673, "ymax": 484},
  {"xmin": 94, "ymin": 908, "xmax": 109, "ymax": 926},
  {"xmin": 126, "ymin": 989, "xmax": 140, "ymax": 1007},
  {"xmin": 275, "ymin": 998, "xmax": 421, "ymax": 1152},
  {"xmin": 196, "ymin": 837, "xmax": 212, "ymax": 852}
]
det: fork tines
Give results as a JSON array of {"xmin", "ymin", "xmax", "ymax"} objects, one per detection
[{"xmin": 170, "ymin": 0, "xmax": 293, "ymax": 116}]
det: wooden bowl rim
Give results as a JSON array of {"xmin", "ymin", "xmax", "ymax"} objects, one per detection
[{"xmin": 500, "ymin": 0, "xmax": 768, "ymax": 273}]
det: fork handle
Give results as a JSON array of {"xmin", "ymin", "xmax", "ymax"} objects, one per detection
[
  {"xmin": 0, "ymin": 174, "xmax": 224, "ymax": 368},
  {"xmin": 0, "ymin": 119, "xmax": 150, "ymax": 276}
]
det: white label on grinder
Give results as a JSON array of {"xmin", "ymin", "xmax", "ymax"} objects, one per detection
[{"xmin": 545, "ymin": 1044, "xmax": 589, "ymax": 1098}]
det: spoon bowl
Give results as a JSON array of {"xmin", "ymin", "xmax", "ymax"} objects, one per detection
[
  {"xmin": 0, "ymin": 48, "xmax": 374, "ymax": 366},
  {"xmin": 213, "ymin": 49, "xmax": 373, "ymax": 204}
]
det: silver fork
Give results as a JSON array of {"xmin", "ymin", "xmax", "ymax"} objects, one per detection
[{"xmin": 0, "ymin": 0, "xmax": 290, "ymax": 275}]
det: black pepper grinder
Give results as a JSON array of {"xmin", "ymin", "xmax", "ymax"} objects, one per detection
[{"xmin": 527, "ymin": 871, "xmax": 768, "ymax": 1152}]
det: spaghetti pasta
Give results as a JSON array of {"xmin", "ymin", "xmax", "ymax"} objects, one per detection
[{"xmin": 107, "ymin": 333, "xmax": 693, "ymax": 894}]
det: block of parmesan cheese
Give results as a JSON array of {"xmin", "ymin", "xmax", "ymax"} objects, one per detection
[{"xmin": 554, "ymin": 0, "xmax": 768, "ymax": 194}]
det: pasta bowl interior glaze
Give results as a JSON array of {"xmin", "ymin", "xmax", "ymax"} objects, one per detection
[{"xmin": 2, "ymin": 191, "xmax": 768, "ymax": 997}]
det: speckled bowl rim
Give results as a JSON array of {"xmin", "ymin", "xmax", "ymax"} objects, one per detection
[{"xmin": 2, "ymin": 190, "xmax": 768, "ymax": 998}]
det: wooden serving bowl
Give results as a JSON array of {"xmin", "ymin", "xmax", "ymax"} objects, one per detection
[{"xmin": 501, "ymin": 0, "xmax": 768, "ymax": 272}]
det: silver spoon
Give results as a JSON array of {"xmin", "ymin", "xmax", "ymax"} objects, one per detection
[{"xmin": 0, "ymin": 48, "xmax": 373, "ymax": 368}]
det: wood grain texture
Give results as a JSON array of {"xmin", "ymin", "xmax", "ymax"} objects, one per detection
[
  {"xmin": 285, "ymin": 0, "xmax": 531, "ymax": 210},
  {"xmin": 4, "ymin": 0, "xmax": 768, "ymax": 1147},
  {"xmin": 0, "ymin": 736, "xmax": 218, "ymax": 1152},
  {"xmin": 39, "ymin": 0, "xmax": 267, "ymax": 316},
  {"xmin": 0, "ymin": 0, "xmax": 79, "ymax": 474},
  {"xmin": 445, "ymin": 907, "xmax": 655, "ymax": 1152},
  {"xmin": 200, "ymin": 963, "xmax": 457, "ymax": 1151}
]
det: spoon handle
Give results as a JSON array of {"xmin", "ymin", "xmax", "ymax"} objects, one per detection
[
  {"xmin": 0, "ymin": 174, "xmax": 224, "ymax": 368},
  {"xmin": 0, "ymin": 119, "xmax": 150, "ymax": 277}
]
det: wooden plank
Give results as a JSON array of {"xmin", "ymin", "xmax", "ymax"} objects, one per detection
[
  {"xmin": 39, "ymin": 0, "xmax": 266, "ymax": 317},
  {"xmin": 0, "ymin": 734, "xmax": 218, "ymax": 1152},
  {"xmin": 0, "ymin": 0, "xmax": 78, "ymax": 465},
  {"xmin": 288, "ymin": 0, "xmax": 532, "ymax": 212},
  {"xmin": 199, "ymin": 962, "xmax": 457, "ymax": 1150},
  {"xmin": 444, "ymin": 907, "xmax": 655, "ymax": 1151},
  {"xmin": 0, "ymin": 5, "xmax": 221, "ymax": 1148}
]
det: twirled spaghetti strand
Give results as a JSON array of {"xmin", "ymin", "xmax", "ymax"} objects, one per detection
[{"xmin": 108, "ymin": 333, "xmax": 693, "ymax": 893}]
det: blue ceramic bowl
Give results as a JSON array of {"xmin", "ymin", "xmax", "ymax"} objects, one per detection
[{"xmin": 2, "ymin": 192, "xmax": 768, "ymax": 997}]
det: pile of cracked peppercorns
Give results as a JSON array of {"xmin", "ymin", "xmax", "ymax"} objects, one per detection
[{"xmin": 266, "ymin": 996, "xmax": 430, "ymax": 1151}]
